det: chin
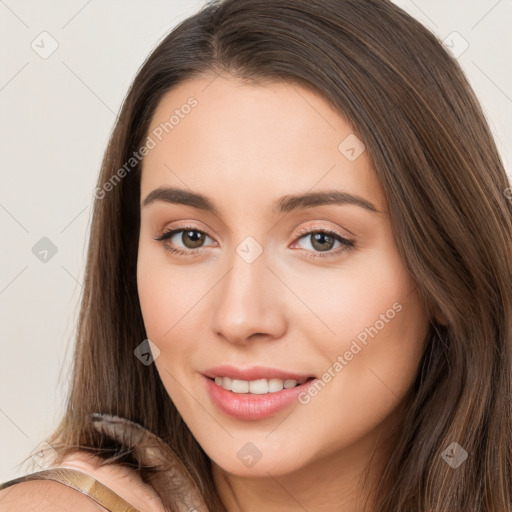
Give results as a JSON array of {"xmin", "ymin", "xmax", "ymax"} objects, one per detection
[{"xmin": 207, "ymin": 442, "xmax": 309, "ymax": 478}]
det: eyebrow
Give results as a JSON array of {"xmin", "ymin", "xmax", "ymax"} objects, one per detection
[{"xmin": 142, "ymin": 186, "xmax": 381, "ymax": 215}]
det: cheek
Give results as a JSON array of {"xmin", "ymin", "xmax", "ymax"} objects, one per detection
[
  {"xmin": 136, "ymin": 260, "xmax": 168, "ymax": 339},
  {"xmin": 296, "ymin": 244, "xmax": 428, "ymax": 401},
  {"xmin": 136, "ymin": 249, "xmax": 198, "ymax": 404},
  {"xmin": 136, "ymin": 242, "xmax": 219, "ymax": 400},
  {"xmin": 136, "ymin": 244, "xmax": 203, "ymax": 339},
  {"xmin": 285, "ymin": 247, "xmax": 415, "ymax": 355},
  {"xmin": 294, "ymin": 288, "xmax": 428, "ymax": 458},
  {"xmin": 321, "ymin": 286, "xmax": 427, "ymax": 422}
]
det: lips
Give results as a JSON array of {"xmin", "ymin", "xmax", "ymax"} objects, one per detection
[
  {"xmin": 203, "ymin": 374, "xmax": 318, "ymax": 420},
  {"xmin": 202, "ymin": 364, "xmax": 316, "ymax": 381}
]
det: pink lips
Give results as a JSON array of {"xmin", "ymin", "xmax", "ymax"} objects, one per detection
[
  {"xmin": 202, "ymin": 364, "xmax": 315, "ymax": 382},
  {"xmin": 201, "ymin": 365, "xmax": 317, "ymax": 421}
]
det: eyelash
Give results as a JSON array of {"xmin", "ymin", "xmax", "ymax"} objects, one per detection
[{"xmin": 154, "ymin": 224, "xmax": 355, "ymax": 260}]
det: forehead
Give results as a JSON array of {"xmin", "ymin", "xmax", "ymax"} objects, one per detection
[{"xmin": 140, "ymin": 73, "xmax": 384, "ymax": 214}]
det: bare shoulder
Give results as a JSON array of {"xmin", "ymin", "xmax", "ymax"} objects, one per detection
[
  {"xmin": 48, "ymin": 449, "xmax": 166, "ymax": 512},
  {"xmin": 0, "ymin": 479, "xmax": 106, "ymax": 511},
  {"xmin": 0, "ymin": 450, "xmax": 167, "ymax": 512}
]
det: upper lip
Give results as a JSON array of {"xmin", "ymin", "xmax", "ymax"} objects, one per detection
[{"xmin": 202, "ymin": 365, "xmax": 316, "ymax": 382}]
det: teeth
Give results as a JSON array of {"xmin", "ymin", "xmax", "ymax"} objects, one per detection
[{"xmin": 213, "ymin": 376, "xmax": 307, "ymax": 394}]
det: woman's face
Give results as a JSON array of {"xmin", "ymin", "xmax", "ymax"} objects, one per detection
[{"xmin": 137, "ymin": 73, "xmax": 431, "ymax": 480}]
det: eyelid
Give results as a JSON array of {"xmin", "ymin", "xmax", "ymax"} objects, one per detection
[
  {"xmin": 154, "ymin": 221, "xmax": 355, "ymax": 258},
  {"xmin": 291, "ymin": 224, "xmax": 354, "ymax": 259},
  {"xmin": 294, "ymin": 222, "xmax": 353, "ymax": 241},
  {"xmin": 153, "ymin": 224, "xmax": 216, "ymax": 248}
]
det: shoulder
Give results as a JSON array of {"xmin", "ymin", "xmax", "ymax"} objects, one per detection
[
  {"xmin": 0, "ymin": 479, "xmax": 106, "ymax": 511},
  {"xmin": 0, "ymin": 450, "xmax": 166, "ymax": 512},
  {"xmin": 48, "ymin": 450, "xmax": 167, "ymax": 512}
]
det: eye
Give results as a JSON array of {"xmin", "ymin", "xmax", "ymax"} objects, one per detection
[
  {"xmin": 154, "ymin": 224, "xmax": 355, "ymax": 259},
  {"xmin": 154, "ymin": 225, "xmax": 215, "ymax": 257},
  {"xmin": 291, "ymin": 226, "xmax": 354, "ymax": 259}
]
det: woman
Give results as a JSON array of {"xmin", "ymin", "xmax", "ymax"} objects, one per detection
[{"xmin": 1, "ymin": 0, "xmax": 511, "ymax": 510}]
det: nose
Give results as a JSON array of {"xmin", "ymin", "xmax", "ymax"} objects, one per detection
[{"xmin": 210, "ymin": 242, "xmax": 288, "ymax": 346}]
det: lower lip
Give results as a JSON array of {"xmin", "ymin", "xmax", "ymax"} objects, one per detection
[{"xmin": 203, "ymin": 375, "xmax": 317, "ymax": 421}]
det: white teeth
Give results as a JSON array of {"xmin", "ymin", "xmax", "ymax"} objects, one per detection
[
  {"xmin": 213, "ymin": 376, "xmax": 307, "ymax": 394},
  {"xmin": 232, "ymin": 379, "xmax": 249, "ymax": 393},
  {"xmin": 269, "ymin": 379, "xmax": 285, "ymax": 393}
]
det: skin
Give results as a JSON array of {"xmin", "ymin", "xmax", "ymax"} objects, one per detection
[{"xmin": 136, "ymin": 73, "xmax": 437, "ymax": 511}]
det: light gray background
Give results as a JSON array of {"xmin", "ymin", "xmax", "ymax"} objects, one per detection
[{"xmin": 1, "ymin": 0, "xmax": 511, "ymax": 483}]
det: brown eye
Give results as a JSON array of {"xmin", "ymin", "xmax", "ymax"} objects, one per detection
[
  {"xmin": 292, "ymin": 227, "xmax": 355, "ymax": 260},
  {"xmin": 154, "ymin": 226, "xmax": 214, "ymax": 256},
  {"xmin": 309, "ymin": 232, "xmax": 336, "ymax": 252},
  {"xmin": 180, "ymin": 229, "xmax": 205, "ymax": 249}
]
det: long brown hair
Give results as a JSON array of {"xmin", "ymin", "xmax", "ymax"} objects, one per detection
[{"xmin": 31, "ymin": 0, "xmax": 512, "ymax": 509}]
